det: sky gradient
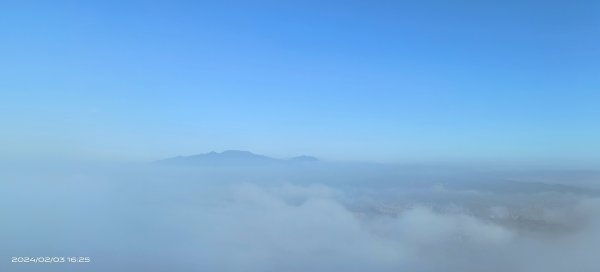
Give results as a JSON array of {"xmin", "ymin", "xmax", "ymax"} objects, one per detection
[{"xmin": 1, "ymin": 0, "xmax": 599, "ymax": 164}]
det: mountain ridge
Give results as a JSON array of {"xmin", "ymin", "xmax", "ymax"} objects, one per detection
[{"xmin": 156, "ymin": 150, "xmax": 319, "ymax": 166}]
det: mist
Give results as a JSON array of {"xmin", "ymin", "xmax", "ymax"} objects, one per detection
[{"xmin": 1, "ymin": 161, "xmax": 600, "ymax": 272}]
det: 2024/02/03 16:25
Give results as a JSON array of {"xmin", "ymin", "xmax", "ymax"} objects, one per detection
[{"xmin": 11, "ymin": 256, "xmax": 91, "ymax": 264}]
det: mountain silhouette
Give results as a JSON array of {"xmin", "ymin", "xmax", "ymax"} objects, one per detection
[{"xmin": 156, "ymin": 150, "xmax": 319, "ymax": 166}]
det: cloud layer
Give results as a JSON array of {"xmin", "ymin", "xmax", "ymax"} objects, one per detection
[{"xmin": 1, "ymin": 164, "xmax": 599, "ymax": 272}]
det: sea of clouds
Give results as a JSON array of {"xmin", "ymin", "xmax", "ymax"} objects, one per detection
[{"xmin": 1, "ymin": 163, "xmax": 599, "ymax": 272}]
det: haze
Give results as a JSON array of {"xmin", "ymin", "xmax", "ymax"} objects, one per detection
[{"xmin": 1, "ymin": 1, "xmax": 599, "ymax": 272}]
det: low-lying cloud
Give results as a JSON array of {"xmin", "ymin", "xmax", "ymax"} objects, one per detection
[{"xmin": 1, "ymin": 164, "xmax": 599, "ymax": 272}]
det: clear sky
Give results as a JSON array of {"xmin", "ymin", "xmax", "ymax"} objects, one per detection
[{"xmin": 1, "ymin": 0, "xmax": 599, "ymax": 164}]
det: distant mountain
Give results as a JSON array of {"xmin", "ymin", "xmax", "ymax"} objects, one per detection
[
  {"xmin": 290, "ymin": 155, "xmax": 319, "ymax": 162},
  {"xmin": 155, "ymin": 150, "xmax": 319, "ymax": 166}
]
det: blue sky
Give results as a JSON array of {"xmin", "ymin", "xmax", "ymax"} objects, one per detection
[{"xmin": 1, "ymin": 0, "xmax": 599, "ymax": 163}]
